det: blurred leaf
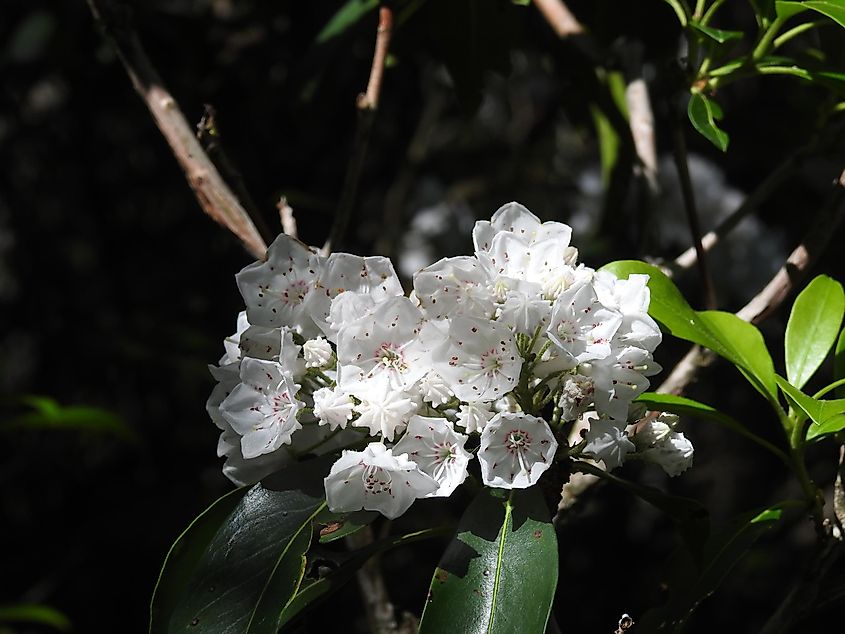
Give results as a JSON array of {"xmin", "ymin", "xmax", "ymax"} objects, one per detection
[
  {"xmin": 777, "ymin": 1, "xmax": 845, "ymax": 28},
  {"xmin": 751, "ymin": 0, "xmax": 778, "ymax": 20},
  {"xmin": 785, "ymin": 275, "xmax": 845, "ymax": 390},
  {"xmin": 660, "ymin": 0, "xmax": 690, "ymax": 25},
  {"xmin": 775, "ymin": 376, "xmax": 845, "ymax": 441},
  {"xmin": 2, "ymin": 396, "xmax": 137, "ymax": 441},
  {"xmin": 0, "ymin": 604, "xmax": 70, "ymax": 631},
  {"xmin": 691, "ymin": 23, "xmax": 744, "ymax": 43},
  {"xmin": 315, "ymin": 0, "xmax": 378, "ymax": 44},
  {"xmin": 315, "ymin": 509, "xmax": 378, "ymax": 544},
  {"xmin": 637, "ymin": 503, "xmax": 787, "ymax": 632},
  {"xmin": 8, "ymin": 10, "xmax": 56, "ymax": 62},
  {"xmin": 418, "ymin": 488, "xmax": 557, "ymax": 634},
  {"xmin": 590, "ymin": 104, "xmax": 620, "ymax": 186},
  {"xmin": 149, "ymin": 487, "xmax": 249, "ymax": 632},
  {"xmin": 279, "ymin": 527, "xmax": 449, "ymax": 627},
  {"xmin": 835, "ymin": 326, "xmax": 845, "ymax": 397},
  {"xmin": 600, "ymin": 262, "xmax": 777, "ymax": 403},
  {"xmin": 635, "ymin": 392, "xmax": 789, "ymax": 463},
  {"xmin": 162, "ymin": 456, "xmax": 334, "ymax": 633},
  {"xmin": 688, "ymin": 93, "xmax": 729, "ymax": 151},
  {"xmin": 573, "ymin": 461, "xmax": 710, "ymax": 560}
]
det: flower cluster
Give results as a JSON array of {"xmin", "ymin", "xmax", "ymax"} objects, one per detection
[{"xmin": 207, "ymin": 202, "xmax": 693, "ymax": 519}]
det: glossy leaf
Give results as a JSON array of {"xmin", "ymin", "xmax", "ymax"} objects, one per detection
[
  {"xmin": 600, "ymin": 261, "xmax": 777, "ymax": 402},
  {"xmin": 834, "ymin": 326, "xmax": 845, "ymax": 397},
  {"xmin": 163, "ymin": 456, "xmax": 333, "ymax": 634},
  {"xmin": 775, "ymin": 376, "xmax": 845, "ymax": 441},
  {"xmin": 637, "ymin": 503, "xmax": 786, "ymax": 632},
  {"xmin": 691, "ymin": 23, "xmax": 744, "ymax": 43},
  {"xmin": 688, "ymin": 93, "xmax": 729, "ymax": 151},
  {"xmin": 150, "ymin": 487, "xmax": 249, "ymax": 632},
  {"xmin": 418, "ymin": 488, "xmax": 557, "ymax": 634},
  {"xmin": 777, "ymin": 1, "xmax": 845, "ymax": 28},
  {"xmin": 315, "ymin": 0, "xmax": 378, "ymax": 44},
  {"xmin": 785, "ymin": 275, "xmax": 845, "ymax": 389},
  {"xmin": 315, "ymin": 509, "xmax": 378, "ymax": 544},
  {"xmin": 635, "ymin": 392, "xmax": 789, "ymax": 463},
  {"xmin": 279, "ymin": 527, "xmax": 448, "ymax": 628}
]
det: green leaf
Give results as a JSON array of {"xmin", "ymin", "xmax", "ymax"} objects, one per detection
[
  {"xmin": 0, "ymin": 604, "xmax": 70, "ymax": 631},
  {"xmin": 315, "ymin": 0, "xmax": 378, "ymax": 44},
  {"xmin": 279, "ymin": 527, "xmax": 449, "ymax": 627},
  {"xmin": 315, "ymin": 509, "xmax": 378, "ymax": 544},
  {"xmin": 2, "ymin": 396, "xmax": 137, "ymax": 441},
  {"xmin": 635, "ymin": 392, "xmax": 789, "ymax": 463},
  {"xmin": 600, "ymin": 261, "xmax": 778, "ymax": 403},
  {"xmin": 688, "ymin": 93, "xmax": 730, "ymax": 151},
  {"xmin": 418, "ymin": 488, "xmax": 557, "ymax": 634},
  {"xmin": 777, "ymin": 1, "xmax": 845, "ymax": 28},
  {"xmin": 590, "ymin": 104, "xmax": 620, "ymax": 187},
  {"xmin": 637, "ymin": 503, "xmax": 787, "ymax": 632},
  {"xmin": 774, "ymin": 375, "xmax": 845, "ymax": 440},
  {"xmin": 149, "ymin": 487, "xmax": 249, "ymax": 632},
  {"xmin": 163, "ymin": 456, "xmax": 333, "ymax": 634},
  {"xmin": 785, "ymin": 275, "xmax": 845, "ymax": 390},
  {"xmin": 836, "ymin": 326, "xmax": 845, "ymax": 398},
  {"xmin": 691, "ymin": 23, "xmax": 744, "ymax": 43}
]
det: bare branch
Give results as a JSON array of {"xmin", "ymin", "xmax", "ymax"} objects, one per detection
[
  {"xmin": 346, "ymin": 527, "xmax": 399, "ymax": 634},
  {"xmin": 86, "ymin": 0, "xmax": 267, "ymax": 260},
  {"xmin": 276, "ymin": 196, "xmax": 298, "ymax": 239},
  {"xmin": 532, "ymin": 0, "xmax": 584, "ymax": 37},
  {"xmin": 324, "ymin": 5, "xmax": 394, "ymax": 255}
]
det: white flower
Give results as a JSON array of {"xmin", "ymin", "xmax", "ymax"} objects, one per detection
[
  {"xmin": 434, "ymin": 316, "xmax": 521, "ymax": 403},
  {"xmin": 324, "ymin": 442, "xmax": 438, "ymax": 519},
  {"xmin": 236, "ymin": 234, "xmax": 322, "ymax": 335},
  {"xmin": 303, "ymin": 336, "xmax": 333, "ymax": 368},
  {"xmin": 306, "ymin": 253, "xmax": 403, "ymax": 336},
  {"xmin": 219, "ymin": 358, "xmax": 304, "ymax": 459},
  {"xmin": 392, "ymin": 416, "xmax": 471, "ymax": 497},
  {"xmin": 221, "ymin": 311, "xmax": 250, "ymax": 365},
  {"xmin": 336, "ymin": 296, "xmax": 429, "ymax": 391},
  {"xmin": 582, "ymin": 415, "xmax": 635, "ymax": 470},
  {"xmin": 497, "ymin": 289, "xmax": 552, "ymax": 335},
  {"xmin": 547, "ymin": 282, "xmax": 622, "ymax": 364},
  {"xmin": 217, "ymin": 426, "xmax": 292, "ymax": 486},
  {"xmin": 351, "ymin": 374, "xmax": 418, "ymax": 441},
  {"xmin": 456, "ymin": 401, "xmax": 494, "ymax": 433},
  {"xmin": 313, "ymin": 386, "xmax": 355, "ymax": 430},
  {"xmin": 631, "ymin": 413, "xmax": 677, "ymax": 449},
  {"xmin": 642, "ymin": 431, "xmax": 694, "ymax": 476},
  {"xmin": 478, "ymin": 412, "xmax": 558, "ymax": 489},
  {"xmin": 581, "ymin": 346, "xmax": 661, "ymax": 421},
  {"xmin": 473, "ymin": 201, "xmax": 572, "ymax": 252},
  {"xmin": 239, "ymin": 325, "xmax": 305, "ymax": 379},
  {"xmin": 557, "ymin": 373, "xmax": 595, "ymax": 422},
  {"xmin": 413, "ymin": 256, "xmax": 495, "ymax": 320},
  {"xmin": 206, "ymin": 362, "xmax": 240, "ymax": 430},
  {"xmin": 418, "ymin": 371, "xmax": 453, "ymax": 405},
  {"xmin": 593, "ymin": 271, "xmax": 661, "ymax": 352}
]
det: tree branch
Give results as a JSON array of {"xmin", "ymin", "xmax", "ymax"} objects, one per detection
[
  {"xmin": 532, "ymin": 0, "xmax": 584, "ymax": 37},
  {"xmin": 86, "ymin": 0, "xmax": 267, "ymax": 260},
  {"xmin": 323, "ymin": 5, "xmax": 394, "ymax": 255}
]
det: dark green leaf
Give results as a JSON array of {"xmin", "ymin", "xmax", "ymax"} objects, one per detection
[
  {"xmin": 687, "ymin": 93, "xmax": 729, "ymax": 151},
  {"xmin": 599, "ymin": 261, "xmax": 777, "ymax": 402},
  {"xmin": 0, "ymin": 604, "xmax": 70, "ymax": 631},
  {"xmin": 777, "ymin": 1, "xmax": 845, "ymax": 28},
  {"xmin": 691, "ymin": 23, "xmax": 744, "ymax": 43},
  {"xmin": 315, "ymin": 509, "xmax": 378, "ymax": 544},
  {"xmin": 785, "ymin": 275, "xmax": 845, "ymax": 389},
  {"xmin": 418, "ymin": 488, "xmax": 557, "ymax": 634},
  {"xmin": 635, "ymin": 392, "xmax": 789, "ymax": 463},
  {"xmin": 149, "ymin": 487, "xmax": 249, "ymax": 632},
  {"xmin": 164, "ymin": 456, "xmax": 333, "ymax": 634},
  {"xmin": 637, "ymin": 503, "xmax": 787, "ymax": 632},
  {"xmin": 835, "ymin": 326, "xmax": 845, "ymax": 397},
  {"xmin": 279, "ymin": 527, "xmax": 449, "ymax": 627},
  {"xmin": 315, "ymin": 0, "xmax": 378, "ymax": 44}
]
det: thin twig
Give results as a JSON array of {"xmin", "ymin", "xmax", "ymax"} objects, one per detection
[
  {"xmin": 276, "ymin": 196, "xmax": 298, "ymax": 239},
  {"xmin": 672, "ymin": 122, "xmax": 717, "ymax": 309},
  {"xmin": 621, "ymin": 43, "xmax": 659, "ymax": 196},
  {"xmin": 323, "ymin": 5, "xmax": 394, "ymax": 255},
  {"xmin": 532, "ymin": 0, "xmax": 584, "ymax": 37},
  {"xmin": 86, "ymin": 0, "xmax": 267, "ymax": 260},
  {"xmin": 347, "ymin": 526, "xmax": 399, "ymax": 634}
]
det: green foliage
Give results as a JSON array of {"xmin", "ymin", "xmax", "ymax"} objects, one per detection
[
  {"xmin": 777, "ymin": 0, "xmax": 845, "ymax": 28},
  {"xmin": 2, "ymin": 396, "xmax": 137, "ymax": 441},
  {"xmin": 315, "ymin": 509, "xmax": 379, "ymax": 544},
  {"xmin": 775, "ymin": 376, "xmax": 845, "ymax": 441},
  {"xmin": 687, "ymin": 93, "xmax": 729, "ymax": 152},
  {"xmin": 784, "ymin": 274, "xmax": 844, "ymax": 390},
  {"xmin": 315, "ymin": 0, "xmax": 378, "ymax": 44},
  {"xmin": 836, "ymin": 326, "xmax": 845, "ymax": 397},
  {"xmin": 690, "ymin": 23, "xmax": 744, "ymax": 43},
  {"xmin": 418, "ymin": 488, "xmax": 558, "ymax": 634},
  {"xmin": 0, "ymin": 604, "xmax": 71, "ymax": 631}
]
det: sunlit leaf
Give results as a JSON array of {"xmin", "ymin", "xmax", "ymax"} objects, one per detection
[
  {"xmin": 777, "ymin": 1, "xmax": 845, "ymax": 28},
  {"xmin": 691, "ymin": 23, "xmax": 744, "ymax": 43},
  {"xmin": 0, "ymin": 604, "xmax": 70, "ymax": 631},
  {"xmin": 315, "ymin": 0, "xmax": 378, "ymax": 44},
  {"xmin": 688, "ymin": 93, "xmax": 729, "ymax": 151},
  {"xmin": 775, "ymin": 376, "xmax": 845, "ymax": 441}
]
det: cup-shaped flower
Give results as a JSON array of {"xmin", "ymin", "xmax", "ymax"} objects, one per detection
[
  {"xmin": 413, "ymin": 256, "xmax": 495, "ymax": 320},
  {"xmin": 313, "ymin": 386, "xmax": 355, "ymax": 430},
  {"xmin": 219, "ymin": 358, "xmax": 304, "ymax": 459},
  {"xmin": 392, "ymin": 416, "xmax": 471, "ymax": 497},
  {"xmin": 642, "ymin": 431, "xmax": 694, "ymax": 476},
  {"xmin": 593, "ymin": 271, "xmax": 661, "ymax": 352},
  {"xmin": 324, "ymin": 442, "xmax": 438, "ymax": 519},
  {"xmin": 582, "ymin": 415, "xmax": 635, "ymax": 470},
  {"xmin": 349, "ymin": 373, "xmax": 418, "ymax": 441},
  {"xmin": 303, "ymin": 336, "xmax": 333, "ymax": 368},
  {"xmin": 581, "ymin": 346, "xmax": 661, "ymax": 421},
  {"xmin": 547, "ymin": 282, "xmax": 622, "ymax": 364},
  {"xmin": 478, "ymin": 412, "xmax": 558, "ymax": 489}
]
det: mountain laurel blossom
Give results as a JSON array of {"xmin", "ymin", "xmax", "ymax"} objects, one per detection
[{"xmin": 207, "ymin": 202, "xmax": 694, "ymax": 517}]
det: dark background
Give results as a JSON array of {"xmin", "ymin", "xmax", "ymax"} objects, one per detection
[{"xmin": 2, "ymin": 1, "xmax": 844, "ymax": 632}]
